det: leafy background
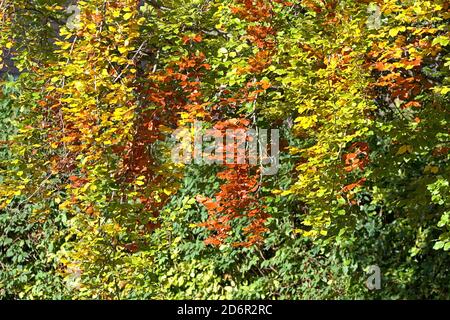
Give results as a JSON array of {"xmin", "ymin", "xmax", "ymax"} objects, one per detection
[{"xmin": 0, "ymin": 0, "xmax": 449, "ymax": 299}]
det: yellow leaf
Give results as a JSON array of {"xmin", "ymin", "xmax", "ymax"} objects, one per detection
[
  {"xmin": 73, "ymin": 81, "xmax": 84, "ymax": 91},
  {"xmin": 424, "ymin": 165, "xmax": 439, "ymax": 174},
  {"xmin": 294, "ymin": 115, "xmax": 318, "ymax": 130},
  {"xmin": 118, "ymin": 46, "xmax": 128, "ymax": 54},
  {"xmin": 431, "ymin": 167, "xmax": 439, "ymax": 174},
  {"xmin": 389, "ymin": 26, "xmax": 406, "ymax": 37},
  {"xmin": 396, "ymin": 145, "xmax": 413, "ymax": 155}
]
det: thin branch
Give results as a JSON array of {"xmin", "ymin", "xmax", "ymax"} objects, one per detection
[{"xmin": 114, "ymin": 41, "xmax": 147, "ymax": 83}]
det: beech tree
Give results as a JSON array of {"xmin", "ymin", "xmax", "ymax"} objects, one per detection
[{"xmin": 0, "ymin": 0, "xmax": 449, "ymax": 299}]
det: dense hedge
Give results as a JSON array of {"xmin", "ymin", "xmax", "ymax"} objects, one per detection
[{"xmin": 0, "ymin": 0, "xmax": 449, "ymax": 299}]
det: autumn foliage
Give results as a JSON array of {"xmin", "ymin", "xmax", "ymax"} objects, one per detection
[{"xmin": 0, "ymin": 0, "xmax": 449, "ymax": 299}]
